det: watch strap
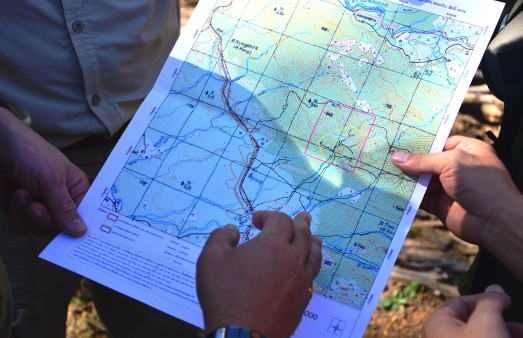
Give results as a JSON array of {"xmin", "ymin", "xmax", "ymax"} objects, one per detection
[{"xmin": 206, "ymin": 325, "xmax": 266, "ymax": 338}]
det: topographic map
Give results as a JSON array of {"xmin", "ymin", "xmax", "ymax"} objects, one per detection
[
  {"xmin": 104, "ymin": 0, "xmax": 482, "ymax": 309},
  {"xmin": 41, "ymin": 0, "xmax": 502, "ymax": 336}
]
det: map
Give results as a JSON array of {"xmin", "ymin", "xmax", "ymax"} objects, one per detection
[
  {"xmin": 41, "ymin": 0, "xmax": 503, "ymax": 336},
  {"xmin": 107, "ymin": 0, "xmax": 479, "ymax": 308}
]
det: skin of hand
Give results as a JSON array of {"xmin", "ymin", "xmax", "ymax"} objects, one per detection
[
  {"xmin": 423, "ymin": 285, "xmax": 523, "ymax": 338},
  {"xmin": 196, "ymin": 210, "xmax": 323, "ymax": 338},
  {"xmin": 0, "ymin": 107, "xmax": 88, "ymax": 236},
  {"xmin": 392, "ymin": 136, "xmax": 523, "ymax": 281}
]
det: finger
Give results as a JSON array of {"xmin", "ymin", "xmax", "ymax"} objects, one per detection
[
  {"xmin": 12, "ymin": 189, "xmax": 38, "ymax": 232},
  {"xmin": 12, "ymin": 188, "xmax": 33, "ymax": 210},
  {"xmin": 419, "ymin": 178, "xmax": 440, "ymax": 214},
  {"xmin": 6, "ymin": 201, "xmax": 29, "ymax": 236},
  {"xmin": 202, "ymin": 224, "xmax": 240, "ymax": 254},
  {"xmin": 290, "ymin": 212, "xmax": 312, "ymax": 254},
  {"xmin": 428, "ymin": 293, "xmax": 485, "ymax": 324},
  {"xmin": 392, "ymin": 151, "xmax": 452, "ymax": 176},
  {"xmin": 305, "ymin": 235, "xmax": 323, "ymax": 278},
  {"xmin": 468, "ymin": 285, "xmax": 511, "ymax": 324},
  {"xmin": 251, "ymin": 210, "xmax": 294, "ymax": 241},
  {"xmin": 507, "ymin": 323, "xmax": 523, "ymax": 337},
  {"xmin": 25, "ymin": 201, "xmax": 56, "ymax": 236},
  {"xmin": 0, "ymin": 174, "xmax": 13, "ymax": 208},
  {"xmin": 444, "ymin": 135, "xmax": 467, "ymax": 151},
  {"xmin": 39, "ymin": 182, "xmax": 87, "ymax": 237},
  {"xmin": 423, "ymin": 293, "xmax": 482, "ymax": 337},
  {"xmin": 13, "ymin": 189, "xmax": 56, "ymax": 236},
  {"xmin": 425, "ymin": 285, "xmax": 511, "ymax": 337},
  {"xmin": 66, "ymin": 171, "xmax": 90, "ymax": 205}
]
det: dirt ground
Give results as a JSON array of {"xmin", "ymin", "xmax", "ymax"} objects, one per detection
[{"xmin": 66, "ymin": 1, "xmax": 504, "ymax": 337}]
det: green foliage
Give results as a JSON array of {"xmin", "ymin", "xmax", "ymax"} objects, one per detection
[
  {"xmin": 380, "ymin": 281, "xmax": 421, "ymax": 311},
  {"xmin": 407, "ymin": 227, "xmax": 424, "ymax": 239}
]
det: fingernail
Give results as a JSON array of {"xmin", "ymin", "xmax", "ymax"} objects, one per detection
[
  {"xmin": 224, "ymin": 224, "xmax": 236, "ymax": 230},
  {"xmin": 392, "ymin": 151, "xmax": 410, "ymax": 163},
  {"xmin": 31, "ymin": 209, "xmax": 43, "ymax": 219},
  {"xmin": 70, "ymin": 219, "xmax": 87, "ymax": 232},
  {"xmin": 302, "ymin": 211, "xmax": 312, "ymax": 223},
  {"xmin": 485, "ymin": 284, "xmax": 505, "ymax": 295}
]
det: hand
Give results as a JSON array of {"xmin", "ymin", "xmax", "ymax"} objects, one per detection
[
  {"xmin": 0, "ymin": 107, "xmax": 88, "ymax": 236},
  {"xmin": 423, "ymin": 285, "xmax": 523, "ymax": 338},
  {"xmin": 196, "ymin": 211, "xmax": 322, "ymax": 338},
  {"xmin": 392, "ymin": 135, "xmax": 523, "ymax": 282},
  {"xmin": 391, "ymin": 135, "xmax": 519, "ymax": 246}
]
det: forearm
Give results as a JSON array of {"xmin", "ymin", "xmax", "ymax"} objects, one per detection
[
  {"xmin": 482, "ymin": 191, "xmax": 523, "ymax": 283},
  {"xmin": 0, "ymin": 106, "xmax": 19, "ymax": 170},
  {"xmin": 0, "ymin": 106, "xmax": 30, "ymax": 173},
  {"xmin": 0, "ymin": 106, "xmax": 49, "ymax": 174}
]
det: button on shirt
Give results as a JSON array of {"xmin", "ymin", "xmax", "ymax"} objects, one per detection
[{"xmin": 0, "ymin": 0, "xmax": 180, "ymax": 148}]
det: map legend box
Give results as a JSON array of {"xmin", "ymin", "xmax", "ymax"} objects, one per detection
[{"xmin": 100, "ymin": 213, "xmax": 118, "ymax": 233}]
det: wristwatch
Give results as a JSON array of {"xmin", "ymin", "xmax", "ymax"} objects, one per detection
[{"xmin": 206, "ymin": 325, "xmax": 266, "ymax": 338}]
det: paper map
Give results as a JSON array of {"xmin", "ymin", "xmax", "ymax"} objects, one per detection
[{"xmin": 41, "ymin": 0, "xmax": 503, "ymax": 336}]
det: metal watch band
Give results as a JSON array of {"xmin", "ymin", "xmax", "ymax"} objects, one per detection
[{"xmin": 206, "ymin": 325, "xmax": 266, "ymax": 338}]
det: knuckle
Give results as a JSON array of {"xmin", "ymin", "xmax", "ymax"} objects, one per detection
[
  {"xmin": 411, "ymin": 154, "xmax": 425, "ymax": 171},
  {"xmin": 296, "ymin": 222, "xmax": 312, "ymax": 237},
  {"xmin": 57, "ymin": 200, "xmax": 78, "ymax": 215}
]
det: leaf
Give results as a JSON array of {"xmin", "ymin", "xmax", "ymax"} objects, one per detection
[
  {"xmin": 391, "ymin": 289, "xmax": 399, "ymax": 298},
  {"xmin": 380, "ymin": 298, "xmax": 393, "ymax": 308},
  {"xmin": 410, "ymin": 281, "xmax": 421, "ymax": 292}
]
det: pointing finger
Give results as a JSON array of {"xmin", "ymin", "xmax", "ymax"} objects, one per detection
[
  {"xmin": 252, "ymin": 210, "xmax": 294, "ymax": 241},
  {"xmin": 290, "ymin": 212, "xmax": 313, "ymax": 256},
  {"xmin": 306, "ymin": 235, "xmax": 322, "ymax": 278}
]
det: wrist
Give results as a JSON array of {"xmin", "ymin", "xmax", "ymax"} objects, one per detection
[
  {"xmin": 483, "ymin": 191, "xmax": 523, "ymax": 280},
  {"xmin": 0, "ymin": 107, "xmax": 16, "ymax": 168},
  {"xmin": 206, "ymin": 326, "xmax": 266, "ymax": 338}
]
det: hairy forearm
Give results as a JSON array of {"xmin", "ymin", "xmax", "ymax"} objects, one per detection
[{"xmin": 482, "ymin": 191, "xmax": 523, "ymax": 283}]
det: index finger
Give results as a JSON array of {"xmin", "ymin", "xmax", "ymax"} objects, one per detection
[
  {"xmin": 290, "ymin": 211, "xmax": 313, "ymax": 254},
  {"xmin": 251, "ymin": 210, "xmax": 294, "ymax": 241}
]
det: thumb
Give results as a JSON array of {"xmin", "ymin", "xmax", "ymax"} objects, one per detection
[
  {"xmin": 392, "ymin": 151, "xmax": 449, "ymax": 176},
  {"xmin": 468, "ymin": 285, "xmax": 511, "ymax": 323},
  {"xmin": 41, "ymin": 184, "xmax": 87, "ymax": 237}
]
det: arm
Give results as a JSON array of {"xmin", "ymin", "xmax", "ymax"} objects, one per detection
[
  {"xmin": 392, "ymin": 135, "xmax": 523, "ymax": 282},
  {"xmin": 196, "ymin": 211, "xmax": 322, "ymax": 338},
  {"xmin": 0, "ymin": 106, "xmax": 88, "ymax": 236}
]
